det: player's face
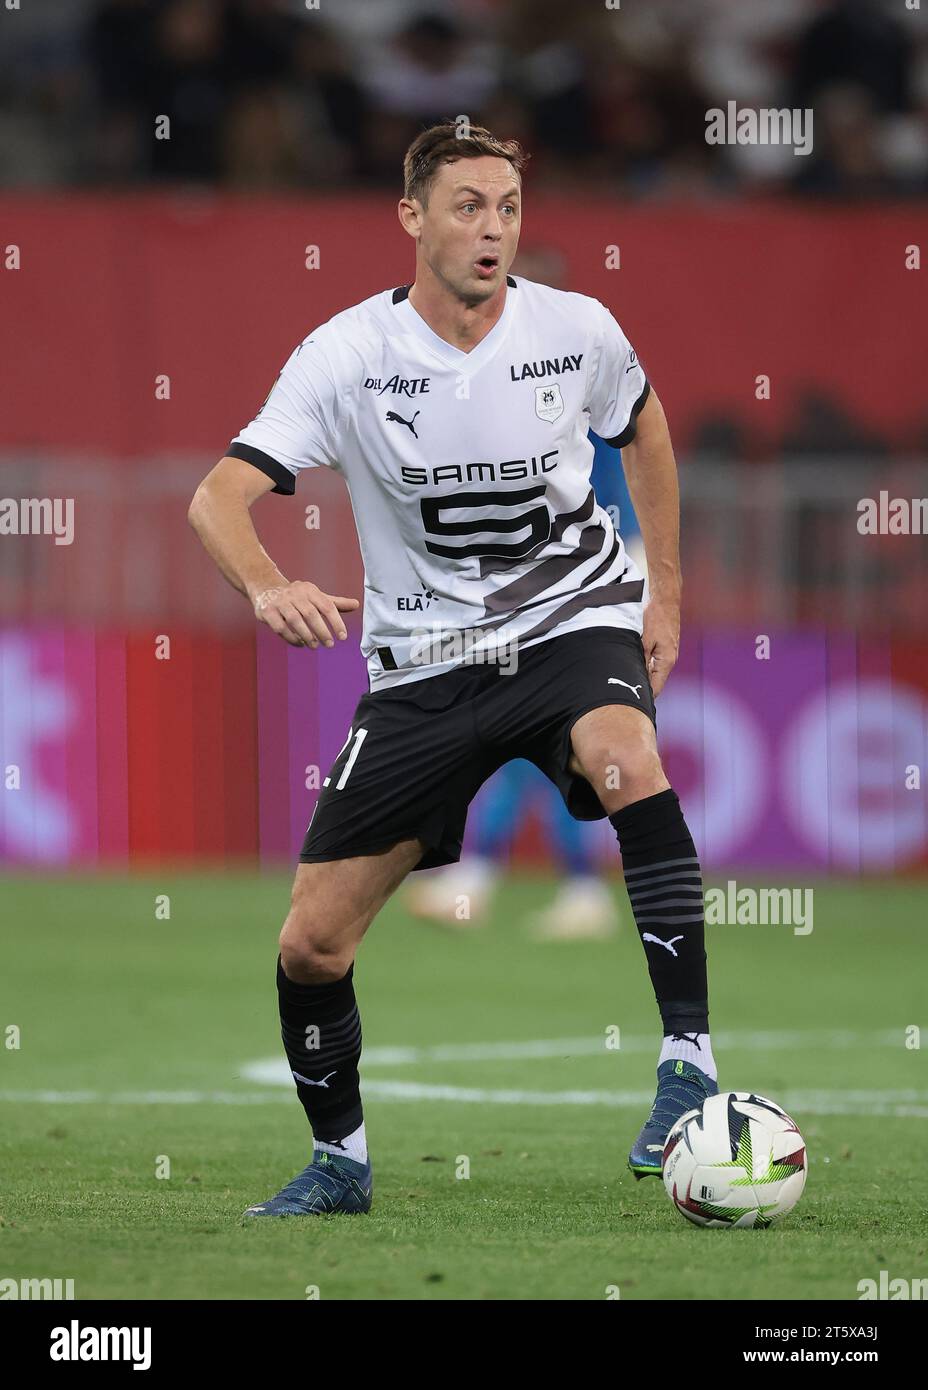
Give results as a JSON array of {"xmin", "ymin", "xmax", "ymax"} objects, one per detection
[{"xmin": 418, "ymin": 157, "xmax": 521, "ymax": 304}]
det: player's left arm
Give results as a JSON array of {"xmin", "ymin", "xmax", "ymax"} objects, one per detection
[{"xmin": 619, "ymin": 387, "xmax": 681, "ymax": 697}]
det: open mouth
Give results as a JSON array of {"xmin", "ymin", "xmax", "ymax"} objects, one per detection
[{"xmin": 474, "ymin": 255, "xmax": 499, "ymax": 277}]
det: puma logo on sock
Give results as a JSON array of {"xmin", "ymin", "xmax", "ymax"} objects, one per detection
[
  {"xmin": 292, "ymin": 1069, "xmax": 337, "ymax": 1088},
  {"xmin": 642, "ymin": 933, "xmax": 684, "ymax": 956}
]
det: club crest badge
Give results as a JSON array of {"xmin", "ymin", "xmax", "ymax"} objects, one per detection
[{"xmin": 534, "ymin": 382, "xmax": 564, "ymax": 422}]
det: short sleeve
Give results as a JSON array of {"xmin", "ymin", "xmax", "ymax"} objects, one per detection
[
  {"xmin": 227, "ymin": 334, "xmax": 339, "ymax": 494},
  {"xmin": 585, "ymin": 303, "xmax": 651, "ymax": 448}
]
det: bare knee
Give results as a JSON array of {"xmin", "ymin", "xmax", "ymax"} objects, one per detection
[
  {"xmin": 279, "ymin": 890, "xmax": 355, "ymax": 985},
  {"xmin": 574, "ymin": 737, "xmax": 668, "ymax": 813},
  {"xmin": 605, "ymin": 744, "xmax": 668, "ymax": 811},
  {"xmin": 277, "ymin": 841, "xmax": 423, "ymax": 984}
]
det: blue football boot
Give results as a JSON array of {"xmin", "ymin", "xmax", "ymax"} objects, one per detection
[
  {"xmin": 628, "ymin": 1058, "xmax": 719, "ymax": 1180},
  {"xmin": 243, "ymin": 1150, "xmax": 373, "ymax": 1218}
]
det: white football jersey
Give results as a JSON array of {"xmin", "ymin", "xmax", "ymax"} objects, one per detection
[{"xmin": 230, "ymin": 276, "xmax": 650, "ymax": 690}]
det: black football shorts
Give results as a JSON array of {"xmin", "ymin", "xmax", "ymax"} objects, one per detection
[{"xmin": 300, "ymin": 625, "xmax": 656, "ymax": 871}]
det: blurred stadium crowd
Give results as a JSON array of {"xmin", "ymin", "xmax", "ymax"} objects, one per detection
[{"xmin": 1, "ymin": 0, "xmax": 926, "ymax": 196}]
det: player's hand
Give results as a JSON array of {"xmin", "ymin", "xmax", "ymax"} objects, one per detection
[
  {"xmin": 642, "ymin": 596, "xmax": 680, "ymax": 698},
  {"xmin": 251, "ymin": 582, "xmax": 360, "ymax": 648}
]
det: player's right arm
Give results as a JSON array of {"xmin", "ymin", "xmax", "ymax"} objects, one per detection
[
  {"xmin": 187, "ymin": 456, "xmax": 358, "ymax": 648},
  {"xmin": 188, "ymin": 333, "xmax": 358, "ymax": 648}
]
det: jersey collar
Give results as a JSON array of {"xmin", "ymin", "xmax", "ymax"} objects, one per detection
[{"xmin": 392, "ymin": 276, "xmax": 518, "ymax": 375}]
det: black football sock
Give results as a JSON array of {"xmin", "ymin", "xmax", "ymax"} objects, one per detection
[
  {"xmin": 276, "ymin": 955, "xmax": 363, "ymax": 1142},
  {"xmin": 609, "ymin": 789, "xmax": 709, "ymax": 1038}
]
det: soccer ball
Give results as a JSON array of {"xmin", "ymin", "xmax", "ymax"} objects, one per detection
[{"xmin": 662, "ymin": 1092, "xmax": 807, "ymax": 1228}]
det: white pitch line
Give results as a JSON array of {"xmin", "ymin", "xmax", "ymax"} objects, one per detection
[
  {"xmin": 364, "ymin": 1082, "xmax": 928, "ymax": 1118},
  {"xmin": 0, "ymin": 1089, "xmax": 293, "ymax": 1105},
  {"xmin": 2, "ymin": 1085, "xmax": 927, "ymax": 1119},
  {"xmin": 3, "ymin": 1030, "xmax": 923, "ymax": 1118},
  {"xmin": 241, "ymin": 1027, "xmax": 910, "ymax": 1085}
]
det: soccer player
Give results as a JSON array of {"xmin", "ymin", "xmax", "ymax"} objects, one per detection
[{"xmin": 188, "ymin": 122, "xmax": 718, "ymax": 1215}]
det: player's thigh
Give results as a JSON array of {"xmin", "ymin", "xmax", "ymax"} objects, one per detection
[
  {"xmin": 301, "ymin": 667, "xmax": 491, "ymax": 871},
  {"xmin": 280, "ymin": 837, "xmax": 424, "ymax": 981},
  {"xmin": 568, "ymin": 703, "xmax": 668, "ymax": 809}
]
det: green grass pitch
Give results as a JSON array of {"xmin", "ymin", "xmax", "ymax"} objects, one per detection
[{"xmin": 1, "ymin": 873, "xmax": 926, "ymax": 1300}]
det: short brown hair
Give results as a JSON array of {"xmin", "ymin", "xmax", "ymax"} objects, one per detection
[{"xmin": 403, "ymin": 122, "xmax": 528, "ymax": 206}]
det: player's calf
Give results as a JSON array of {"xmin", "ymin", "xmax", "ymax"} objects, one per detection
[
  {"xmin": 258, "ymin": 843, "xmax": 424, "ymax": 1220},
  {"xmin": 570, "ymin": 705, "xmax": 718, "ymax": 1178}
]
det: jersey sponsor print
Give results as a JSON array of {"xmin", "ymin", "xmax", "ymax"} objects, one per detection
[{"xmin": 229, "ymin": 277, "xmax": 650, "ymax": 690}]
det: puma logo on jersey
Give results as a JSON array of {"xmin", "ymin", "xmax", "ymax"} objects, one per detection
[
  {"xmin": 386, "ymin": 409, "xmax": 420, "ymax": 438},
  {"xmin": 509, "ymin": 354, "xmax": 583, "ymax": 381},
  {"xmin": 642, "ymin": 933, "xmax": 684, "ymax": 956},
  {"xmin": 607, "ymin": 677, "xmax": 642, "ymax": 698}
]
